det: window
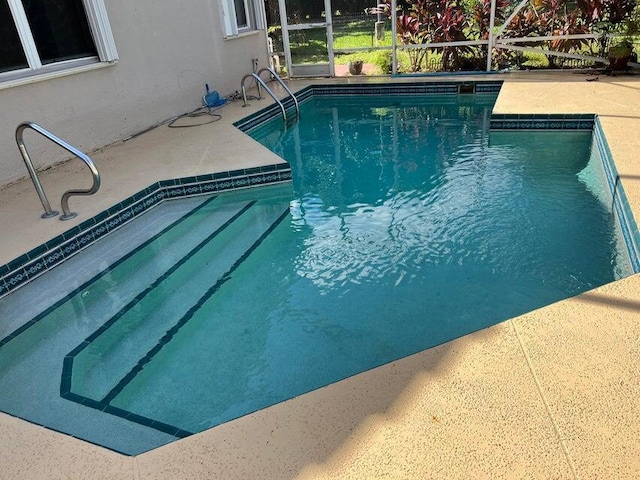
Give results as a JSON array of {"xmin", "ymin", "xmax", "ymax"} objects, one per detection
[
  {"xmin": 2, "ymin": 0, "xmax": 118, "ymax": 80},
  {"xmin": 234, "ymin": 0, "xmax": 249, "ymax": 29},
  {"xmin": 221, "ymin": 0, "xmax": 263, "ymax": 38}
]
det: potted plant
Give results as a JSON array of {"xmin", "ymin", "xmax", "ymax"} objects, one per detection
[
  {"xmin": 603, "ymin": 17, "xmax": 639, "ymax": 71},
  {"xmin": 348, "ymin": 59, "xmax": 364, "ymax": 75},
  {"xmin": 608, "ymin": 38, "xmax": 634, "ymax": 70}
]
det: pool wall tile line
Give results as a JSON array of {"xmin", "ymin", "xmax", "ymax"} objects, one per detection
[
  {"xmin": 489, "ymin": 113, "xmax": 595, "ymax": 131},
  {"xmin": 593, "ymin": 118, "xmax": 640, "ymax": 272},
  {"xmin": 0, "ymin": 164, "xmax": 291, "ymax": 300},
  {"xmin": 234, "ymin": 81, "xmax": 503, "ymax": 132}
]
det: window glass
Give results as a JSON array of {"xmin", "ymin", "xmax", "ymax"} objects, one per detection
[
  {"xmin": 0, "ymin": 0, "xmax": 28, "ymax": 73},
  {"xmin": 234, "ymin": 0, "xmax": 248, "ymax": 28},
  {"xmin": 22, "ymin": 0, "xmax": 97, "ymax": 65}
]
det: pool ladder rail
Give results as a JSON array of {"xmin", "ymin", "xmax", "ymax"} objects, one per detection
[
  {"xmin": 15, "ymin": 121, "xmax": 101, "ymax": 221},
  {"xmin": 240, "ymin": 67, "xmax": 300, "ymax": 123}
]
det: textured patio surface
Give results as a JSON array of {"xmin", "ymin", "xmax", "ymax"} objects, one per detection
[{"xmin": 1, "ymin": 72, "xmax": 639, "ymax": 479}]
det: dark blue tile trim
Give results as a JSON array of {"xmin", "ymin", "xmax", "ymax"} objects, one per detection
[
  {"xmin": 490, "ymin": 113, "xmax": 595, "ymax": 131},
  {"xmin": 593, "ymin": 118, "xmax": 640, "ymax": 273},
  {"xmin": 233, "ymin": 81, "xmax": 503, "ymax": 132},
  {"xmin": 0, "ymin": 164, "xmax": 292, "ymax": 300}
]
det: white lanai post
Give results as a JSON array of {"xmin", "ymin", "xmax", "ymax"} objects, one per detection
[
  {"xmin": 486, "ymin": 0, "xmax": 497, "ymax": 71},
  {"xmin": 391, "ymin": 0, "xmax": 397, "ymax": 75},
  {"xmin": 278, "ymin": 0, "xmax": 293, "ymax": 77}
]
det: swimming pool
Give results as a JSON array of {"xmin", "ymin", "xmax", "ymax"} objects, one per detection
[{"xmin": 0, "ymin": 85, "xmax": 637, "ymax": 455}]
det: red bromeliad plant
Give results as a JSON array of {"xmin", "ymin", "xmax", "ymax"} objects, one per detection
[
  {"xmin": 397, "ymin": 12, "xmax": 430, "ymax": 70},
  {"xmin": 470, "ymin": 0, "xmax": 509, "ymax": 40},
  {"xmin": 576, "ymin": 0, "xmax": 637, "ymax": 24},
  {"xmin": 369, "ymin": 0, "xmax": 426, "ymax": 71},
  {"xmin": 575, "ymin": 0, "xmax": 638, "ymax": 55}
]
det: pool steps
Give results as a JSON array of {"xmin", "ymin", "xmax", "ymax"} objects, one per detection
[
  {"xmin": 68, "ymin": 197, "xmax": 290, "ymax": 403},
  {"xmin": 64, "ymin": 197, "xmax": 254, "ymax": 399},
  {"xmin": 0, "ymin": 164, "xmax": 293, "ymax": 300},
  {"xmin": 46, "ymin": 194, "xmax": 291, "ymax": 436}
]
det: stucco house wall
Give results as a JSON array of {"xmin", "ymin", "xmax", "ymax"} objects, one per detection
[{"xmin": 0, "ymin": 0, "xmax": 268, "ymax": 187}]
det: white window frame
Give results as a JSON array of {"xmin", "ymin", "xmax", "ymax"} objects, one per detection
[
  {"xmin": 1, "ymin": 0, "xmax": 118, "ymax": 84},
  {"xmin": 220, "ymin": 0, "xmax": 264, "ymax": 38}
]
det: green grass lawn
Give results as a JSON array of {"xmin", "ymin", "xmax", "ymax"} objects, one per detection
[{"xmin": 287, "ymin": 20, "xmax": 392, "ymax": 65}]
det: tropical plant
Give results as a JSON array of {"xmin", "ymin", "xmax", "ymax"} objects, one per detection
[
  {"xmin": 370, "ymin": 0, "xmax": 472, "ymax": 71},
  {"xmin": 367, "ymin": 0, "xmax": 638, "ymax": 72},
  {"xmin": 501, "ymin": 0, "xmax": 638, "ymax": 67},
  {"xmin": 369, "ymin": 0, "xmax": 427, "ymax": 71}
]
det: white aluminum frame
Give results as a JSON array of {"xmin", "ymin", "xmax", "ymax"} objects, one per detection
[
  {"xmin": 278, "ymin": 0, "xmax": 334, "ymax": 77},
  {"xmin": 275, "ymin": 0, "xmax": 617, "ymax": 76},
  {"xmin": 221, "ymin": 0, "xmax": 263, "ymax": 38},
  {"xmin": 4, "ymin": 0, "xmax": 118, "ymax": 81}
]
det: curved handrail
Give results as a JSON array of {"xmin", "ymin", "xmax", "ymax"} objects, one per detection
[
  {"xmin": 241, "ymin": 73, "xmax": 263, "ymax": 107},
  {"xmin": 256, "ymin": 67, "xmax": 300, "ymax": 117},
  {"xmin": 16, "ymin": 121, "xmax": 101, "ymax": 221},
  {"xmin": 241, "ymin": 73, "xmax": 288, "ymax": 122}
]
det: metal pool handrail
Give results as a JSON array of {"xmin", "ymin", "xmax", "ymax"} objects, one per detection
[
  {"xmin": 256, "ymin": 67, "xmax": 300, "ymax": 118},
  {"xmin": 15, "ymin": 121, "xmax": 101, "ymax": 221},
  {"xmin": 241, "ymin": 73, "xmax": 288, "ymax": 122}
]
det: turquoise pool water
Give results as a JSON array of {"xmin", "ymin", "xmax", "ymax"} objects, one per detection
[{"xmin": 0, "ymin": 94, "xmax": 633, "ymax": 454}]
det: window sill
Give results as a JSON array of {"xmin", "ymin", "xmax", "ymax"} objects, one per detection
[
  {"xmin": 0, "ymin": 59, "xmax": 117, "ymax": 91},
  {"xmin": 224, "ymin": 29, "xmax": 262, "ymax": 41}
]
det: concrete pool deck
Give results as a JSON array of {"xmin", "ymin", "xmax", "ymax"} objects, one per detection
[{"xmin": 1, "ymin": 72, "xmax": 639, "ymax": 479}]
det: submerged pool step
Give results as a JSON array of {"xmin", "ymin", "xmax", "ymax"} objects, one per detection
[
  {"xmin": 37, "ymin": 197, "xmax": 253, "ymax": 346},
  {"xmin": 67, "ymin": 197, "xmax": 291, "ymax": 403}
]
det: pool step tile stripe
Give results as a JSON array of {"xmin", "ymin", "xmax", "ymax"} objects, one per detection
[
  {"xmin": 65, "ymin": 199, "xmax": 290, "ymax": 403},
  {"xmin": 0, "ymin": 195, "xmax": 221, "ymax": 349},
  {"xmin": 0, "ymin": 163, "xmax": 292, "ymax": 300},
  {"xmin": 60, "ymin": 204, "xmax": 291, "ymax": 437},
  {"xmin": 105, "ymin": 207, "xmax": 291, "ymax": 428}
]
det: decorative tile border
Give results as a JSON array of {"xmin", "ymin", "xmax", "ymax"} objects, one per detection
[
  {"xmin": 0, "ymin": 163, "xmax": 292, "ymax": 299},
  {"xmin": 234, "ymin": 81, "xmax": 503, "ymax": 132},
  {"xmin": 490, "ymin": 113, "xmax": 595, "ymax": 131},
  {"xmin": 593, "ymin": 118, "xmax": 640, "ymax": 273}
]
